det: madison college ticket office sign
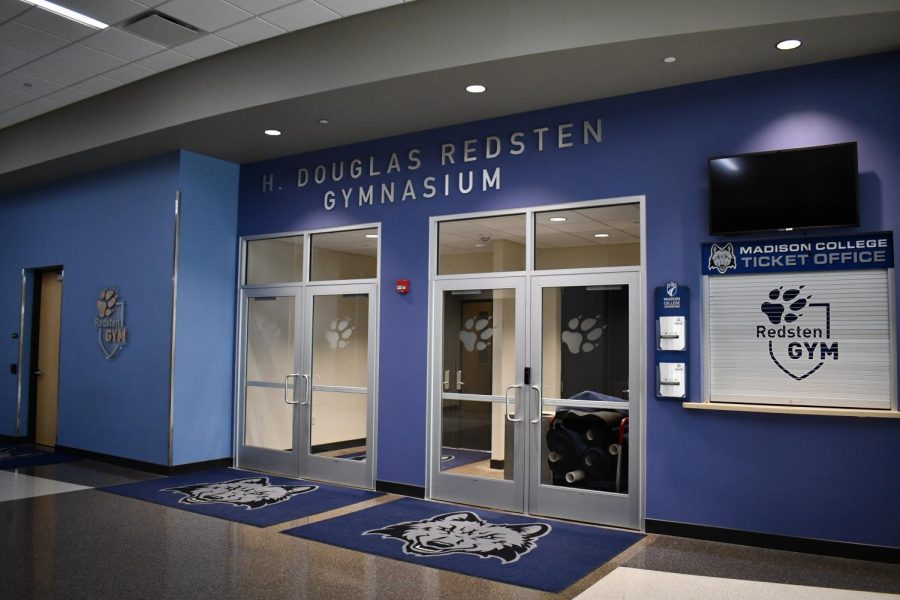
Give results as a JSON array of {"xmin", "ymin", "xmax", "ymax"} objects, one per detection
[{"xmin": 702, "ymin": 232, "xmax": 895, "ymax": 410}]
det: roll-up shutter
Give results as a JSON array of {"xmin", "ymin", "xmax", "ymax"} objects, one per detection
[{"xmin": 707, "ymin": 269, "xmax": 893, "ymax": 409}]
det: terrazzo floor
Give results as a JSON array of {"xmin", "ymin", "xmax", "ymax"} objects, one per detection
[{"xmin": 1, "ymin": 453, "xmax": 898, "ymax": 599}]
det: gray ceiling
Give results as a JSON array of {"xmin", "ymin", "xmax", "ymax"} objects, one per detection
[{"xmin": 1, "ymin": 0, "xmax": 900, "ymax": 195}]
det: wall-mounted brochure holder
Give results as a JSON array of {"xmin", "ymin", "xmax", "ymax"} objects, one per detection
[
  {"xmin": 658, "ymin": 362, "xmax": 686, "ymax": 398},
  {"xmin": 655, "ymin": 281, "xmax": 689, "ymax": 399}
]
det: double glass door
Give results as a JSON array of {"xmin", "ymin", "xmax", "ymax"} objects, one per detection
[
  {"xmin": 430, "ymin": 272, "xmax": 640, "ymax": 528},
  {"xmin": 237, "ymin": 283, "xmax": 376, "ymax": 489}
]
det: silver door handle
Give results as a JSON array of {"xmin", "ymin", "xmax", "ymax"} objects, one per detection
[
  {"xmin": 284, "ymin": 373, "xmax": 300, "ymax": 405},
  {"xmin": 456, "ymin": 370, "xmax": 464, "ymax": 391},
  {"xmin": 530, "ymin": 385, "xmax": 542, "ymax": 424},
  {"xmin": 443, "ymin": 370, "xmax": 450, "ymax": 391},
  {"xmin": 301, "ymin": 374, "xmax": 311, "ymax": 406},
  {"xmin": 505, "ymin": 385, "xmax": 522, "ymax": 422}
]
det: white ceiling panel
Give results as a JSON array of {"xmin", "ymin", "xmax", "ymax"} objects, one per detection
[
  {"xmin": 216, "ymin": 17, "xmax": 285, "ymax": 45},
  {"xmin": 0, "ymin": 0, "xmax": 28, "ymax": 20},
  {"xmin": 46, "ymin": 43, "xmax": 127, "ymax": 73},
  {"xmin": 261, "ymin": 1, "xmax": 338, "ymax": 31},
  {"xmin": 0, "ymin": 43, "xmax": 37, "ymax": 70},
  {"xmin": 74, "ymin": 76, "xmax": 123, "ymax": 94},
  {"xmin": 103, "ymin": 62, "xmax": 157, "ymax": 83},
  {"xmin": 173, "ymin": 34, "xmax": 236, "ymax": 59},
  {"xmin": 228, "ymin": 0, "xmax": 296, "ymax": 14},
  {"xmin": 0, "ymin": 21, "xmax": 69, "ymax": 55},
  {"xmin": 80, "ymin": 28, "xmax": 166, "ymax": 61},
  {"xmin": 58, "ymin": 0, "xmax": 149, "ymax": 26},
  {"xmin": 1, "ymin": 96, "xmax": 61, "ymax": 121},
  {"xmin": 20, "ymin": 58, "xmax": 93, "ymax": 85},
  {"xmin": 136, "ymin": 49, "xmax": 192, "ymax": 70},
  {"xmin": 15, "ymin": 7, "xmax": 96, "ymax": 40},
  {"xmin": 44, "ymin": 85, "xmax": 92, "ymax": 105},
  {"xmin": 158, "ymin": 0, "xmax": 253, "ymax": 32},
  {"xmin": 0, "ymin": 70, "xmax": 62, "ymax": 97},
  {"xmin": 316, "ymin": 0, "xmax": 400, "ymax": 18}
]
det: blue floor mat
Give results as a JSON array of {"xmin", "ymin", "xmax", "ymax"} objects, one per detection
[
  {"xmin": 0, "ymin": 445, "xmax": 79, "ymax": 470},
  {"xmin": 102, "ymin": 468, "xmax": 382, "ymax": 527},
  {"xmin": 283, "ymin": 497, "xmax": 643, "ymax": 592}
]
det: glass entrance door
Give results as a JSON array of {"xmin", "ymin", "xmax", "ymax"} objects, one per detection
[
  {"xmin": 430, "ymin": 278, "xmax": 526, "ymax": 512},
  {"xmin": 528, "ymin": 272, "xmax": 641, "ymax": 528},
  {"xmin": 236, "ymin": 287, "xmax": 302, "ymax": 476},
  {"xmin": 300, "ymin": 283, "xmax": 377, "ymax": 489}
]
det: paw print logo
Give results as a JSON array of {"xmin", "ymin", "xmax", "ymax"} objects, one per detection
[
  {"xmin": 325, "ymin": 318, "xmax": 354, "ymax": 350},
  {"xmin": 97, "ymin": 289, "xmax": 118, "ymax": 318},
  {"xmin": 459, "ymin": 316, "xmax": 493, "ymax": 352},
  {"xmin": 760, "ymin": 286, "xmax": 810, "ymax": 325},
  {"xmin": 561, "ymin": 315, "xmax": 607, "ymax": 354}
]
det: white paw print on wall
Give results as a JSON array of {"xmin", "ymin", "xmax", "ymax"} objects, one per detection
[
  {"xmin": 561, "ymin": 315, "xmax": 607, "ymax": 354},
  {"xmin": 326, "ymin": 317, "xmax": 354, "ymax": 349},
  {"xmin": 459, "ymin": 316, "xmax": 493, "ymax": 352}
]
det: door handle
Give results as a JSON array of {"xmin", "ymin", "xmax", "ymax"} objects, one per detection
[
  {"xmin": 530, "ymin": 385, "xmax": 542, "ymax": 424},
  {"xmin": 443, "ymin": 370, "xmax": 450, "ymax": 391},
  {"xmin": 505, "ymin": 385, "xmax": 522, "ymax": 422},
  {"xmin": 284, "ymin": 373, "xmax": 300, "ymax": 405},
  {"xmin": 456, "ymin": 370, "xmax": 464, "ymax": 391},
  {"xmin": 301, "ymin": 374, "xmax": 311, "ymax": 406}
]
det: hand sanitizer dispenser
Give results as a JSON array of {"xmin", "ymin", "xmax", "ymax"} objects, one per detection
[
  {"xmin": 658, "ymin": 362, "xmax": 686, "ymax": 398},
  {"xmin": 655, "ymin": 281, "xmax": 689, "ymax": 399}
]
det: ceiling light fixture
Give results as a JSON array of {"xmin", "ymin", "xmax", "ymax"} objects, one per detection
[
  {"xmin": 549, "ymin": 217, "xmax": 567, "ymax": 222},
  {"xmin": 318, "ymin": 118, "xmax": 329, "ymax": 125},
  {"xmin": 466, "ymin": 84, "xmax": 486, "ymax": 94},
  {"xmin": 776, "ymin": 39, "xmax": 802, "ymax": 50},
  {"xmin": 663, "ymin": 56, "xmax": 677, "ymax": 63},
  {"xmin": 20, "ymin": 0, "xmax": 108, "ymax": 29},
  {"xmin": 264, "ymin": 129, "xmax": 282, "ymax": 136},
  {"xmin": 594, "ymin": 233, "xmax": 610, "ymax": 238},
  {"xmin": 365, "ymin": 234, "xmax": 378, "ymax": 239}
]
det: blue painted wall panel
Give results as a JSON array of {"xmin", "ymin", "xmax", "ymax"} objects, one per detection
[
  {"xmin": 172, "ymin": 151, "xmax": 239, "ymax": 465},
  {"xmin": 239, "ymin": 52, "xmax": 900, "ymax": 546},
  {"xmin": 0, "ymin": 154, "xmax": 179, "ymax": 464}
]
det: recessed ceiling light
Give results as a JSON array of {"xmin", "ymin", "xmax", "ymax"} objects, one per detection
[
  {"xmin": 365, "ymin": 234, "xmax": 378, "ymax": 239},
  {"xmin": 474, "ymin": 243, "xmax": 485, "ymax": 248},
  {"xmin": 20, "ymin": 0, "xmax": 108, "ymax": 29},
  {"xmin": 549, "ymin": 217, "xmax": 567, "ymax": 222},
  {"xmin": 594, "ymin": 233, "xmax": 610, "ymax": 238},
  {"xmin": 466, "ymin": 84, "xmax": 486, "ymax": 94},
  {"xmin": 663, "ymin": 56, "xmax": 677, "ymax": 63},
  {"xmin": 318, "ymin": 118, "xmax": 329, "ymax": 125},
  {"xmin": 776, "ymin": 39, "xmax": 802, "ymax": 50},
  {"xmin": 264, "ymin": 129, "xmax": 281, "ymax": 136}
]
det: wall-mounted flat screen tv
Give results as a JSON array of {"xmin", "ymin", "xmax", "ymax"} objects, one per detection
[{"xmin": 708, "ymin": 142, "xmax": 858, "ymax": 235}]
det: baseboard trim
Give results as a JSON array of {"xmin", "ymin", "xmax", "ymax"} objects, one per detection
[
  {"xmin": 489, "ymin": 459, "xmax": 504, "ymax": 470},
  {"xmin": 55, "ymin": 445, "xmax": 232, "ymax": 476},
  {"xmin": 0, "ymin": 434, "xmax": 29, "ymax": 444},
  {"xmin": 375, "ymin": 480, "xmax": 425, "ymax": 499},
  {"xmin": 645, "ymin": 519, "xmax": 900, "ymax": 564}
]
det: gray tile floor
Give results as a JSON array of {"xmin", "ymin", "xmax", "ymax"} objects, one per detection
[{"xmin": 0, "ymin": 456, "xmax": 898, "ymax": 599}]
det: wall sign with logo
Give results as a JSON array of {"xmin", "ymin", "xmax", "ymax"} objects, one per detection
[
  {"xmin": 95, "ymin": 288, "xmax": 128, "ymax": 360},
  {"xmin": 655, "ymin": 282, "xmax": 689, "ymax": 399},
  {"xmin": 702, "ymin": 233, "xmax": 895, "ymax": 410}
]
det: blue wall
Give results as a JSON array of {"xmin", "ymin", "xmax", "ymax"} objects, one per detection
[
  {"xmin": 239, "ymin": 52, "xmax": 900, "ymax": 547},
  {"xmin": 0, "ymin": 154, "xmax": 180, "ymax": 464},
  {"xmin": 172, "ymin": 151, "xmax": 239, "ymax": 465}
]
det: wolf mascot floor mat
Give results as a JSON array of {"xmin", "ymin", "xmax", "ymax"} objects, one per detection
[
  {"xmin": 102, "ymin": 468, "xmax": 382, "ymax": 527},
  {"xmin": 283, "ymin": 497, "xmax": 643, "ymax": 592},
  {"xmin": 0, "ymin": 445, "xmax": 79, "ymax": 470}
]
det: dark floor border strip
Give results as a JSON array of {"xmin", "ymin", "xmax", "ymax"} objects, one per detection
[
  {"xmin": 55, "ymin": 445, "xmax": 232, "ymax": 476},
  {"xmin": 0, "ymin": 434, "xmax": 29, "ymax": 444},
  {"xmin": 310, "ymin": 438, "xmax": 366, "ymax": 454},
  {"xmin": 375, "ymin": 480, "xmax": 425, "ymax": 499},
  {"xmin": 645, "ymin": 519, "xmax": 900, "ymax": 564}
]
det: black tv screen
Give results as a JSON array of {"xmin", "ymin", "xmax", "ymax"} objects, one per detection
[{"xmin": 708, "ymin": 142, "xmax": 858, "ymax": 235}]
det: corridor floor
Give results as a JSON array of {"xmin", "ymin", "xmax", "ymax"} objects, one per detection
[{"xmin": 1, "ymin": 457, "xmax": 898, "ymax": 599}]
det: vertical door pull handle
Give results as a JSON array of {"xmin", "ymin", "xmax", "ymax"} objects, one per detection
[
  {"xmin": 530, "ymin": 385, "xmax": 542, "ymax": 424},
  {"xmin": 456, "ymin": 370, "xmax": 464, "ymax": 391},
  {"xmin": 443, "ymin": 370, "xmax": 450, "ymax": 391},
  {"xmin": 505, "ymin": 385, "xmax": 522, "ymax": 422},
  {"xmin": 301, "ymin": 374, "xmax": 311, "ymax": 406},
  {"xmin": 284, "ymin": 373, "xmax": 300, "ymax": 405}
]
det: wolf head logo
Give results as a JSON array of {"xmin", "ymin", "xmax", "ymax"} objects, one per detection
[
  {"xmin": 364, "ymin": 511, "xmax": 551, "ymax": 564},
  {"xmin": 163, "ymin": 477, "xmax": 316, "ymax": 510},
  {"xmin": 708, "ymin": 243, "xmax": 736, "ymax": 274}
]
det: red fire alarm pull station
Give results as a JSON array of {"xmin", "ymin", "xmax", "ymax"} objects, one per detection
[{"xmin": 395, "ymin": 279, "xmax": 410, "ymax": 295}]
